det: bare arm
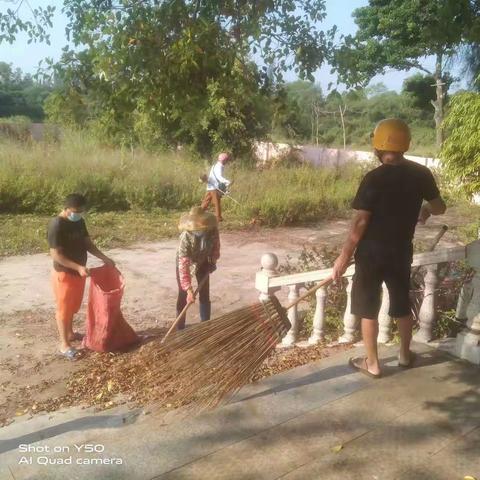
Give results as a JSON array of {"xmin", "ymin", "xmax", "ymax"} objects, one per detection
[
  {"xmin": 418, "ymin": 196, "xmax": 447, "ymax": 224},
  {"xmin": 85, "ymin": 237, "xmax": 115, "ymax": 265},
  {"xmin": 332, "ymin": 210, "xmax": 371, "ymax": 280}
]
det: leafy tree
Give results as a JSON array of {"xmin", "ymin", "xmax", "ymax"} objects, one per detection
[
  {"xmin": 403, "ymin": 74, "xmax": 437, "ymax": 112},
  {"xmin": 0, "ymin": 62, "xmax": 52, "ymax": 120},
  {"xmin": 441, "ymin": 92, "xmax": 480, "ymax": 196},
  {"xmin": 39, "ymin": 0, "xmax": 334, "ymax": 156},
  {"xmin": 271, "ymin": 81, "xmax": 324, "ymax": 142},
  {"xmin": 333, "ymin": 0, "xmax": 480, "ymax": 149},
  {"xmin": 461, "ymin": 43, "xmax": 480, "ymax": 91},
  {"xmin": 0, "ymin": 2, "xmax": 55, "ymax": 44}
]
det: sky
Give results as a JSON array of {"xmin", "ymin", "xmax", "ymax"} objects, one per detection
[{"xmin": 0, "ymin": 0, "xmax": 461, "ymax": 92}]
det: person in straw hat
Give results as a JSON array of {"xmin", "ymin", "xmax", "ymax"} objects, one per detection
[{"xmin": 176, "ymin": 206, "xmax": 220, "ymax": 329}]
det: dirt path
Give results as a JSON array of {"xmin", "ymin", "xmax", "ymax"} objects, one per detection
[
  {"xmin": 0, "ymin": 215, "xmax": 462, "ymax": 317},
  {"xmin": 0, "ymin": 216, "xmax": 464, "ymax": 425}
]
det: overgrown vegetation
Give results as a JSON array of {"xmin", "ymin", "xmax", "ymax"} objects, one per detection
[
  {"xmin": 0, "ymin": 62, "xmax": 52, "ymax": 121},
  {"xmin": 0, "ymin": 131, "xmax": 362, "ymax": 255},
  {"xmin": 441, "ymin": 92, "xmax": 480, "ymax": 197}
]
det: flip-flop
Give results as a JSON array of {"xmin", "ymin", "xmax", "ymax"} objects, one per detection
[
  {"xmin": 349, "ymin": 357, "xmax": 382, "ymax": 379},
  {"xmin": 59, "ymin": 347, "xmax": 81, "ymax": 361},
  {"xmin": 398, "ymin": 351, "xmax": 417, "ymax": 369}
]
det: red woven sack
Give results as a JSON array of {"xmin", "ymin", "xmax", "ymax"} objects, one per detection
[{"xmin": 83, "ymin": 265, "xmax": 139, "ymax": 352}]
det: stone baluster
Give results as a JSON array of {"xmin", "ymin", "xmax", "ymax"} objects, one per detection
[
  {"xmin": 308, "ymin": 283, "xmax": 328, "ymax": 345},
  {"xmin": 338, "ymin": 276, "xmax": 359, "ymax": 343},
  {"xmin": 455, "ymin": 240, "xmax": 480, "ymax": 364},
  {"xmin": 455, "ymin": 281, "xmax": 473, "ymax": 321},
  {"xmin": 257, "ymin": 253, "xmax": 281, "ymax": 302},
  {"xmin": 414, "ymin": 264, "xmax": 439, "ymax": 343},
  {"xmin": 378, "ymin": 283, "xmax": 393, "ymax": 344},
  {"xmin": 282, "ymin": 285, "xmax": 300, "ymax": 347}
]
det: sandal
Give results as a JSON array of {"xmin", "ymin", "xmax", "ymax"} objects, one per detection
[
  {"xmin": 59, "ymin": 347, "xmax": 81, "ymax": 361},
  {"xmin": 349, "ymin": 357, "xmax": 382, "ymax": 379},
  {"xmin": 398, "ymin": 351, "xmax": 417, "ymax": 369}
]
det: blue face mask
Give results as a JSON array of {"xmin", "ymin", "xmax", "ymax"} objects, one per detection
[{"xmin": 67, "ymin": 212, "xmax": 83, "ymax": 222}]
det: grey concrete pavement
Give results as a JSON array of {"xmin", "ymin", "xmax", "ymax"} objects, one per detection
[{"xmin": 1, "ymin": 342, "xmax": 479, "ymax": 480}]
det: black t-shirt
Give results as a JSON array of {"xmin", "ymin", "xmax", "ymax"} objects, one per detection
[
  {"xmin": 352, "ymin": 160, "xmax": 440, "ymax": 261},
  {"xmin": 47, "ymin": 216, "xmax": 89, "ymax": 275}
]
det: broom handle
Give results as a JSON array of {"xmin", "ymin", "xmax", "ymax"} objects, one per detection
[
  {"xmin": 161, "ymin": 274, "xmax": 210, "ymax": 344},
  {"xmin": 284, "ymin": 275, "xmax": 335, "ymax": 310},
  {"xmin": 284, "ymin": 225, "xmax": 448, "ymax": 311}
]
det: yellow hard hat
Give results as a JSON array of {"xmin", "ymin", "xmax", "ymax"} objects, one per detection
[
  {"xmin": 372, "ymin": 118, "xmax": 411, "ymax": 152},
  {"xmin": 178, "ymin": 206, "xmax": 217, "ymax": 232}
]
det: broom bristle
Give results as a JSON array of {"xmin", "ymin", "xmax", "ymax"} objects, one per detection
[{"xmin": 139, "ymin": 297, "xmax": 291, "ymax": 410}]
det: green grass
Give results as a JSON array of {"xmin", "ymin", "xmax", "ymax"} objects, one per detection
[
  {"xmin": 0, "ymin": 130, "xmax": 364, "ymax": 255},
  {"xmin": 0, "ymin": 209, "xmax": 259, "ymax": 256},
  {"xmin": 451, "ymin": 202, "xmax": 480, "ymax": 244},
  {"xmin": 0, "ymin": 211, "xmax": 176, "ymax": 256}
]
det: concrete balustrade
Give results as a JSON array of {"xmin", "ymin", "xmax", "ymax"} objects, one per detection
[{"xmin": 255, "ymin": 240, "xmax": 480, "ymax": 365}]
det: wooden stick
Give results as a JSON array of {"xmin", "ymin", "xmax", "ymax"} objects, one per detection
[
  {"xmin": 161, "ymin": 274, "xmax": 210, "ymax": 344},
  {"xmin": 285, "ymin": 276, "xmax": 334, "ymax": 310}
]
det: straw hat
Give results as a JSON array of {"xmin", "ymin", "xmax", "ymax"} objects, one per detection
[{"xmin": 179, "ymin": 206, "xmax": 218, "ymax": 232}]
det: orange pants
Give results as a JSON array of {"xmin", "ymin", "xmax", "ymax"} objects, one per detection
[
  {"xmin": 52, "ymin": 270, "xmax": 86, "ymax": 320},
  {"xmin": 201, "ymin": 191, "xmax": 222, "ymax": 221}
]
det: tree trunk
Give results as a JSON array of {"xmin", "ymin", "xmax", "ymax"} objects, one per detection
[
  {"xmin": 432, "ymin": 53, "xmax": 444, "ymax": 150},
  {"xmin": 339, "ymin": 104, "xmax": 346, "ymax": 150}
]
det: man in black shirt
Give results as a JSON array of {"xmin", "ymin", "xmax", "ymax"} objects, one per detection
[
  {"xmin": 47, "ymin": 194, "xmax": 115, "ymax": 360},
  {"xmin": 332, "ymin": 119, "xmax": 446, "ymax": 377}
]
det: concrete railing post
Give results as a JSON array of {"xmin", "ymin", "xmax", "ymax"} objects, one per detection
[
  {"xmin": 282, "ymin": 285, "xmax": 300, "ymax": 346},
  {"xmin": 414, "ymin": 264, "xmax": 439, "ymax": 343},
  {"xmin": 256, "ymin": 253, "xmax": 281, "ymax": 303},
  {"xmin": 338, "ymin": 276, "xmax": 359, "ymax": 343},
  {"xmin": 378, "ymin": 283, "xmax": 393, "ymax": 344},
  {"xmin": 455, "ymin": 240, "xmax": 480, "ymax": 364},
  {"xmin": 308, "ymin": 283, "xmax": 327, "ymax": 345}
]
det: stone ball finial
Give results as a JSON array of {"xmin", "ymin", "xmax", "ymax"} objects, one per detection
[{"xmin": 261, "ymin": 253, "xmax": 279, "ymax": 272}]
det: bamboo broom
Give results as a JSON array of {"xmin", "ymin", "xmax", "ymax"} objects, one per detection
[{"xmin": 143, "ymin": 276, "xmax": 334, "ymax": 411}]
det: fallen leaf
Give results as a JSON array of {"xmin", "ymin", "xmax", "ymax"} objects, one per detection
[{"xmin": 331, "ymin": 444, "xmax": 343, "ymax": 453}]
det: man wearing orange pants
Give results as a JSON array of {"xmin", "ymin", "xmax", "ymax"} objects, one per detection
[{"xmin": 48, "ymin": 194, "xmax": 115, "ymax": 360}]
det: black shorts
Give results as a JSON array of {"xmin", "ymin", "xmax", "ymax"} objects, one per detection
[{"xmin": 351, "ymin": 257, "xmax": 412, "ymax": 319}]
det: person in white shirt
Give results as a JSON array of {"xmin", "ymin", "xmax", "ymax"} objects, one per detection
[{"xmin": 201, "ymin": 152, "xmax": 232, "ymax": 222}]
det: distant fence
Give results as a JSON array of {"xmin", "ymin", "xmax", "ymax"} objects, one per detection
[
  {"xmin": 253, "ymin": 141, "xmax": 440, "ymax": 169},
  {"xmin": 253, "ymin": 142, "xmax": 480, "ymax": 204}
]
